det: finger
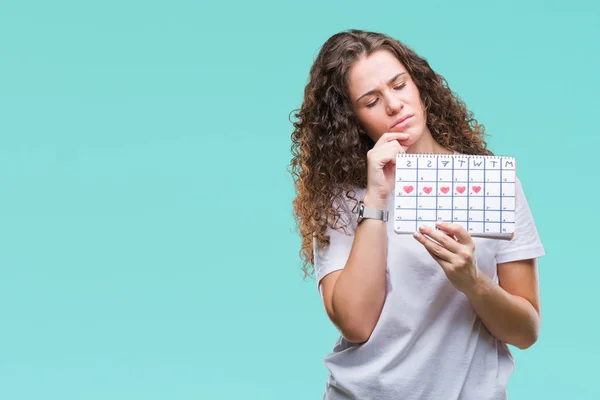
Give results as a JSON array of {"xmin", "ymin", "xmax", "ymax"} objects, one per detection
[
  {"xmin": 375, "ymin": 132, "xmax": 409, "ymax": 148},
  {"xmin": 384, "ymin": 139, "xmax": 405, "ymax": 162},
  {"xmin": 428, "ymin": 251, "xmax": 453, "ymax": 271},
  {"xmin": 370, "ymin": 139, "xmax": 405, "ymax": 167},
  {"xmin": 368, "ymin": 143, "xmax": 400, "ymax": 168},
  {"xmin": 393, "ymin": 139, "xmax": 408, "ymax": 153},
  {"xmin": 413, "ymin": 229, "xmax": 454, "ymax": 262},
  {"xmin": 418, "ymin": 224, "xmax": 462, "ymax": 253},
  {"xmin": 435, "ymin": 221, "xmax": 474, "ymax": 246}
]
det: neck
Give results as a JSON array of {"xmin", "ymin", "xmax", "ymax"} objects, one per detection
[{"xmin": 406, "ymin": 129, "xmax": 453, "ymax": 154}]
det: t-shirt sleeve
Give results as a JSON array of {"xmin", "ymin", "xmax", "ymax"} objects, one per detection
[
  {"xmin": 313, "ymin": 195, "xmax": 357, "ymax": 290},
  {"xmin": 495, "ymin": 176, "xmax": 546, "ymax": 264}
]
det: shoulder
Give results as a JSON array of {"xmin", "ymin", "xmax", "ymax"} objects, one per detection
[{"xmin": 495, "ymin": 174, "xmax": 546, "ymax": 263}]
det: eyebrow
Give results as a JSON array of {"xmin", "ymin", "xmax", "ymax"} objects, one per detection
[{"xmin": 355, "ymin": 72, "xmax": 406, "ymax": 103}]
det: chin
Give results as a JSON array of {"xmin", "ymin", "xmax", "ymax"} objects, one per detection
[
  {"xmin": 404, "ymin": 133, "xmax": 421, "ymax": 145},
  {"xmin": 406, "ymin": 126, "xmax": 426, "ymax": 140}
]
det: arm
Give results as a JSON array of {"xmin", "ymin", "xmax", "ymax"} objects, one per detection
[
  {"xmin": 463, "ymin": 258, "xmax": 541, "ymax": 349},
  {"xmin": 320, "ymin": 196, "xmax": 388, "ymax": 344},
  {"xmin": 319, "ymin": 132, "xmax": 409, "ymax": 344},
  {"xmin": 414, "ymin": 222, "xmax": 542, "ymax": 349}
]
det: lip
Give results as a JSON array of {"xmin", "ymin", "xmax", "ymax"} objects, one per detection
[{"xmin": 391, "ymin": 115, "xmax": 414, "ymax": 130}]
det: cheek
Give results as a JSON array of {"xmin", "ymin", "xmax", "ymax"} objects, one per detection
[
  {"xmin": 411, "ymin": 90, "xmax": 426, "ymax": 115},
  {"xmin": 357, "ymin": 108, "xmax": 381, "ymax": 129},
  {"xmin": 355, "ymin": 109, "xmax": 387, "ymax": 142}
]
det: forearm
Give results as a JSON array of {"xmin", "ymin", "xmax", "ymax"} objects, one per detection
[
  {"xmin": 464, "ymin": 273, "xmax": 540, "ymax": 349},
  {"xmin": 331, "ymin": 217, "xmax": 388, "ymax": 343}
]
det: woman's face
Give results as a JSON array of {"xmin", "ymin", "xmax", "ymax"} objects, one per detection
[{"xmin": 347, "ymin": 49, "xmax": 429, "ymax": 146}]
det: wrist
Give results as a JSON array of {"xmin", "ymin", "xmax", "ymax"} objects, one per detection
[
  {"xmin": 463, "ymin": 272, "xmax": 490, "ymax": 299},
  {"xmin": 363, "ymin": 191, "xmax": 388, "ymax": 210}
]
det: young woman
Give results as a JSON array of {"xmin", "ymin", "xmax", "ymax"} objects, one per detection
[{"xmin": 290, "ymin": 30, "xmax": 545, "ymax": 400}]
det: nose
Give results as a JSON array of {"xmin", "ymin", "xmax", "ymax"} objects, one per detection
[{"xmin": 385, "ymin": 93, "xmax": 403, "ymax": 115}]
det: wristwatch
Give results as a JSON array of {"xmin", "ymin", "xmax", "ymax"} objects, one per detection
[{"xmin": 357, "ymin": 200, "xmax": 389, "ymax": 224}]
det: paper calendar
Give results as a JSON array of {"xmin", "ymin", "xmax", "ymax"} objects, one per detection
[{"xmin": 393, "ymin": 154, "xmax": 516, "ymax": 239}]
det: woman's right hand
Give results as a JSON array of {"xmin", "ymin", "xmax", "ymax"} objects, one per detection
[{"xmin": 364, "ymin": 132, "xmax": 409, "ymax": 209}]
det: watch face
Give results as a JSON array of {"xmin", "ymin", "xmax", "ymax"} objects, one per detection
[{"xmin": 357, "ymin": 201, "xmax": 364, "ymax": 222}]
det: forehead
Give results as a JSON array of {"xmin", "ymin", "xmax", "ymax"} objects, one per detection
[{"xmin": 347, "ymin": 50, "xmax": 406, "ymax": 97}]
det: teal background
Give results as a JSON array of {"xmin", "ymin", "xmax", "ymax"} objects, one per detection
[{"xmin": 0, "ymin": 0, "xmax": 597, "ymax": 398}]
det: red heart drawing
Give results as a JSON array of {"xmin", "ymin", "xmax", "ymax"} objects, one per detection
[
  {"xmin": 473, "ymin": 186, "xmax": 481, "ymax": 193},
  {"xmin": 440, "ymin": 186, "xmax": 450, "ymax": 194},
  {"xmin": 456, "ymin": 186, "xmax": 466, "ymax": 194},
  {"xmin": 423, "ymin": 187, "xmax": 432, "ymax": 194},
  {"xmin": 403, "ymin": 185, "xmax": 414, "ymax": 194}
]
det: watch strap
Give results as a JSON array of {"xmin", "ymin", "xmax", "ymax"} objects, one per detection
[{"xmin": 358, "ymin": 200, "xmax": 389, "ymax": 223}]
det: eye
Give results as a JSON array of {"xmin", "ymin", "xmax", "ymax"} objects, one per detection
[
  {"xmin": 394, "ymin": 83, "xmax": 406, "ymax": 90},
  {"xmin": 366, "ymin": 99, "xmax": 379, "ymax": 108}
]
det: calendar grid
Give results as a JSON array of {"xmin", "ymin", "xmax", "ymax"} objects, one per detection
[{"xmin": 394, "ymin": 155, "xmax": 516, "ymax": 238}]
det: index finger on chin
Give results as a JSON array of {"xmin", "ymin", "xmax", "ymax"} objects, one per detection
[{"xmin": 382, "ymin": 132, "xmax": 409, "ymax": 143}]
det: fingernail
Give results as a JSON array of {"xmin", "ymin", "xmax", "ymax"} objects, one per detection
[
  {"xmin": 418, "ymin": 224, "xmax": 425, "ymax": 231},
  {"xmin": 413, "ymin": 231, "xmax": 420, "ymax": 238}
]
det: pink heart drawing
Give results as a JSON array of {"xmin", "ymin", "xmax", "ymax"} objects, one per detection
[
  {"xmin": 456, "ymin": 186, "xmax": 466, "ymax": 194},
  {"xmin": 403, "ymin": 185, "xmax": 414, "ymax": 194},
  {"xmin": 440, "ymin": 186, "xmax": 450, "ymax": 194},
  {"xmin": 423, "ymin": 186, "xmax": 433, "ymax": 194},
  {"xmin": 472, "ymin": 186, "xmax": 482, "ymax": 193}
]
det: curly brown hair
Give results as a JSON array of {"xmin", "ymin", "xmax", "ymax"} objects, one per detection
[{"xmin": 289, "ymin": 29, "xmax": 493, "ymax": 279}]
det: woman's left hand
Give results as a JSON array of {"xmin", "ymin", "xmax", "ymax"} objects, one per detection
[{"xmin": 414, "ymin": 221, "xmax": 480, "ymax": 295}]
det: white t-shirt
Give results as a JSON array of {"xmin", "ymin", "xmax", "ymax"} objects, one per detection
[{"xmin": 314, "ymin": 177, "xmax": 546, "ymax": 400}]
